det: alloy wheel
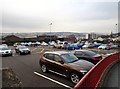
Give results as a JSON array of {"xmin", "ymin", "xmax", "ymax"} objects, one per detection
[
  {"xmin": 70, "ymin": 73, "xmax": 79, "ymax": 84},
  {"xmin": 41, "ymin": 64, "xmax": 47, "ymax": 73}
]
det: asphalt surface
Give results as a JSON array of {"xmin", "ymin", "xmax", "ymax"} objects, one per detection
[
  {"xmin": 101, "ymin": 61, "xmax": 120, "ymax": 88},
  {"xmin": 2, "ymin": 46, "xmax": 75, "ymax": 88},
  {"xmin": 2, "ymin": 46, "xmax": 118, "ymax": 88}
]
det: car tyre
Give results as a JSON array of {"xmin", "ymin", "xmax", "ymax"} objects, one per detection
[
  {"xmin": 10, "ymin": 53, "xmax": 13, "ymax": 56},
  {"xmin": 70, "ymin": 73, "xmax": 80, "ymax": 84},
  {"xmin": 41, "ymin": 64, "xmax": 47, "ymax": 73},
  {"xmin": 19, "ymin": 52, "xmax": 22, "ymax": 55}
]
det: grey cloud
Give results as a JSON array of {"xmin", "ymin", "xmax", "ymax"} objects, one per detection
[
  {"xmin": 68, "ymin": 2, "xmax": 118, "ymax": 21},
  {"xmin": 2, "ymin": 12, "xmax": 49, "ymax": 29}
]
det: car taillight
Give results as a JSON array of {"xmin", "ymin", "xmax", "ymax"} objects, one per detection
[{"xmin": 92, "ymin": 57, "xmax": 99, "ymax": 60}]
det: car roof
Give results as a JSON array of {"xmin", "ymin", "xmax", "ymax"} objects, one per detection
[
  {"xmin": 16, "ymin": 45, "xmax": 26, "ymax": 48},
  {"xmin": 44, "ymin": 51, "xmax": 69, "ymax": 55},
  {"xmin": 74, "ymin": 50, "xmax": 91, "ymax": 52}
]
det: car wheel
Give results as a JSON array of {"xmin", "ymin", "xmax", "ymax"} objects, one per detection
[
  {"xmin": 19, "ymin": 52, "xmax": 22, "ymax": 55},
  {"xmin": 28, "ymin": 51, "xmax": 31, "ymax": 54},
  {"xmin": 70, "ymin": 73, "xmax": 80, "ymax": 84},
  {"xmin": 41, "ymin": 64, "xmax": 47, "ymax": 73},
  {"xmin": 10, "ymin": 53, "xmax": 13, "ymax": 56}
]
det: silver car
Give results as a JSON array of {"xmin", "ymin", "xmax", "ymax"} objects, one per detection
[{"xmin": 0, "ymin": 46, "xmax": 12, "ymax": 56}]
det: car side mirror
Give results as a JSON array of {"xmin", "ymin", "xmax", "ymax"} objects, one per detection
[{"xmin": 59, "ymin": 60, "xmax": 64, "ymax": 64}]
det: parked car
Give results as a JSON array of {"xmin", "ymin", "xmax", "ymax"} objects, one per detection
[
  {"xmin": 65, "ymin": 44, "xmax": 80, "ymax": 50},
  {"xmin": 39, "ymin": 51, "xmax": 94, "ymax": 84},
  {"xmin": 82, "ymin": 43, "xmax": 95, "ymax": 48},
  {"xmin": 98, "ymin": 44, "xmax": 110, "ymax": 50},
  {"xmin": 110, "ymin": 44, "xmax": 118, "ymax": 49},
  {"xmin": 94, "ymin": 42, "xmax": 102, "ymax": 47},
  {"xmin": 41, "ymin": 42, "xmax": 48, "ymax": 46},
  {"xmin": 0, "ymin": 46, "xmax": 12, "ymax": 57},
  {"xmin": 15, "ymin": 46, "xmax": 31, "ymax": 55},
  {"xmin": 73, "ymin": 50, "xmax": 102, "ymax": 64},
  {"xmin": 55, "ymin": 41, "xmax": 68, "ymax": 49},
  {"xmin": 1, "ymin": 44, "xmax": 8, "ymax": 48},
  {"xmin": 49, "ymin": 41, "xmax": 56, "ymax": 46},
  {"xmin": 108, "ymin": 43, "xmax": 118, "ymax": 49}
]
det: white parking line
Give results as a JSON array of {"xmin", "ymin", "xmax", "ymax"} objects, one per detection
[
  {"xmin": 31, "ymin": 48, "xmax": 37, "ymax": 52},
  {"xmin": 40, "ymin": 49, "xmax": 44, "ymax": 53},
  {"xmin": 34, "ymin": 71, "xmax": 73, "ymax": 89}
]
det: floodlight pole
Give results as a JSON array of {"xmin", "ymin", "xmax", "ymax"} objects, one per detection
[
  {"xmin": 115, "ymin": 24, "xmax": 117, "ymax": 45},
  {"xmin": 50, "ymin": 23, "xmax": 52, "ymax": 43}
]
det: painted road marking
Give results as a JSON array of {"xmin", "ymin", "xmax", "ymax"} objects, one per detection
[
  {"xmin": 40, "ymin": 49, "xmax": 44, "ymax": 53},
  {"xmin": 31, "ymin": 48, "xmax": 37, "ymax": 52},
  {"xmin": 34, "ymin": 71, "xmax": 73, "ymax": 89}
]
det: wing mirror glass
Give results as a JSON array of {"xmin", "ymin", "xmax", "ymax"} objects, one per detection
[{"xmin": 59, "ymin": 60, "xmax": 64, "ymax": 64}]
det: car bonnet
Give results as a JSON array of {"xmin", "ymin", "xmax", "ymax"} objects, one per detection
[{"xmin": 68, "ymin": 60, "xmax": 94, "ymax": 71}]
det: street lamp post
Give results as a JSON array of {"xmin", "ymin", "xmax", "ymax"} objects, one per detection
[
  {"xmin": 115, "ymin": 24, "xmax": 117, "ymax": 45},
  {"xmin": 115, "ymin": 24, "xmax": 117, "ymax": 35},
  {"xmin": 50, "ymin": 23, "xmax": 52, "ymax": 43}
]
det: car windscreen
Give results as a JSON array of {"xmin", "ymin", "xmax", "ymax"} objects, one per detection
[
  {"xmin": 61, "ymin": 53, "xmax": 78, "ymax": 63},
  {"xmin": 1, "ymin": 47, "xmax": 9, "ymax": 50},
  {"xmin": 83, "ymin": 51, "xmax": 96, "ymax": 56},
  {"xmin": 19, "ymin": 47, "xmax": 26, "ymax": 49}
]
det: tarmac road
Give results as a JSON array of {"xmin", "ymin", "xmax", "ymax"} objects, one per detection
[
  {"xmin": 2, "ymin": 46, "xmax": 118, "ymax": 88},
  {"xmin": 101, "ymin": 61, "xmax": 120, "ymax": 88},
  {"xmin": 2, "ymin": 47, "xmax": 74, "ymax": 88}
]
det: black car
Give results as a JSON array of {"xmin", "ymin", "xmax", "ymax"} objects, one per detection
[
  {"xmin": 73, "ymin": 50, "xmax": 102, "ymax": 64},
  {"xmin": 15, "ymin": 46, "xmax": 31, "ymax": 55}
]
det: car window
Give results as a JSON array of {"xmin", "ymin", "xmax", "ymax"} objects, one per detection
[
  {"xmin": 61, "ymin": 53, "xmax": 78, "ymax": 63},
  {"xmin": 54, "ymin": 54, "xmax": 62, "ymax": 62},
  {"xmin": 83, "ymin": 51, "xmax": 96, "ymax": 56},
  {"xmin": 44, "ymin": 53, "xmax": 54, "ymax": 60},
  {"xmin": 75, "ymin": 51, "xmax": 85, "ymax": 56}
]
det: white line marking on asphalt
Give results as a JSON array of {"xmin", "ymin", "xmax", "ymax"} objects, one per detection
[
  {"xmin": 31, "ymin": 48, "xmax": 37, "ymax": 52},
  {"xmin": 34, "ymin": 71, "xmax": 73, "ymax": 89},
  {"xmin": 36, "ymin": 52, "xmax": 42, "ymax": 53},
  {"xmin": 40, "ymin": 49, "xmax": 44, "ymax": 53}
]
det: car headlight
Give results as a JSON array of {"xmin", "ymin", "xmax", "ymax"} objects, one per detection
[
  {"xmin": 20, "ymin": 50, "xmax": 24, "ymax": 52},
  {"xmin": 80, "ymin": 70, "xmax": 87, "ymax": 75}
]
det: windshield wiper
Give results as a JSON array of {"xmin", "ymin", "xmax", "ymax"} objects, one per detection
[{"xmin": 71, "ymin": 59, "xmax": 78, "ymax": 62}]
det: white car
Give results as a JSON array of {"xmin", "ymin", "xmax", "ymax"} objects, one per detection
[
  {"xmin": 49, "ymin": 41, "xmax": 56, "ymax": 46},
  {"xmin": 82, "ymin": 43, "xmax": 95, "ymax": 48},
  {"xmin": 54, "ymin": 41, "xmax": 68, "ymax": 49},
  {"xmin": 98, "ymin": 44, "xmax": 110, "ymax": 50},
  {"xmin": 1, "ymin": 44, "xmax": 8, "ymax": 48},
  {"xmin": 41, "ymin": 42, "xmax": 48, "ymax": 46},
  {"xmin": 0, "ymin": 46, "xmax": 12, "ymax": 56}
]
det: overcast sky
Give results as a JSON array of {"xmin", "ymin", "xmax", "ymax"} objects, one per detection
[{"xmin": 1, "ymin": 0, "xmax": 119, "ymax": 33}]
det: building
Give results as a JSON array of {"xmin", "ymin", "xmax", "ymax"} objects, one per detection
[
  {"xmin": 85, "ymin": 33, "xmax": 97, "ymax": 40},
  {"xmin": 3, "ymin": 35, "xmax": 58, "ymax": 45}
]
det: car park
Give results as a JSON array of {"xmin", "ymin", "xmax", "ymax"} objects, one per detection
[
  {"xmin": 0, "ymin": 46, "xmax": 12, "ymax": 57},
  {"xmin": 73, "ymin": 50, "xmax": 102, "ymax": 64},
  {"xmin": 39, "ymin": 51, "xmax": 94, "ymax": 84},
  {"xmin": 15, "ymin": 46, "xmax": 31, "ymax": 55}
]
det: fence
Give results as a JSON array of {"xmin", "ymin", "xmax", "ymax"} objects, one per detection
[{"xmin": 74, "ymin": 52, "xmax": 120, "ymax": 89}]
